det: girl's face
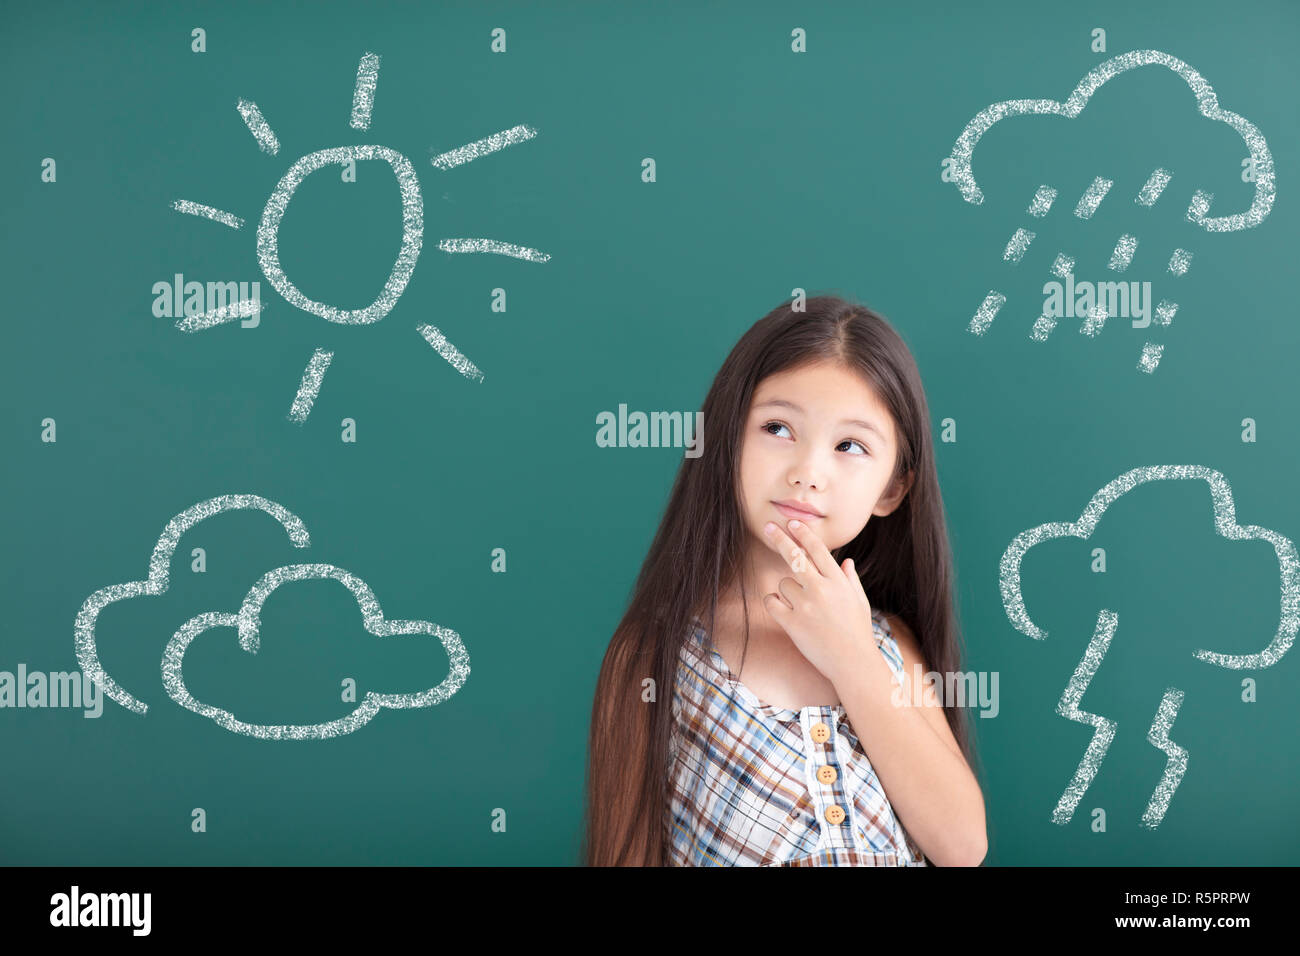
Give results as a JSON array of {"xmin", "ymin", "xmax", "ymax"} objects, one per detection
[{"xmin": 738, "ymin": 359, "xmax": 912, "ymax": 553}]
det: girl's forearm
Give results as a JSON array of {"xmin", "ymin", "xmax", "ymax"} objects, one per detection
[{"xmin": 834, "ymin": 646, "xmax": 987, "ymax": 866}]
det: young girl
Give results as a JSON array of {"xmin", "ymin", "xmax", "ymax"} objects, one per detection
[{"xmin": 583, "ymin": 295, "xmax": 986, "ymax": 866}]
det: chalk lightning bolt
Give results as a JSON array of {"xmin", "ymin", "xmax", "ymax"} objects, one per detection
[
  {"xmin": 1051, "ymin": 609, "xmax": 1119, "ymax": 825},
  {"xmin": 1141, "ymin": 687, "xmax": 1188, "ymax": 829}
]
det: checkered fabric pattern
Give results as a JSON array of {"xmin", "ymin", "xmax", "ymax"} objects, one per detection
[{"xmin": 666, "ymin": 607, "xmax": 927, "ymax": 866}]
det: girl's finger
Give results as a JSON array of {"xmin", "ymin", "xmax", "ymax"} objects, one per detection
[
  {"xmin": 842, "ymin": 557, "xmax": 872, "ymax": 610},
  {"xmin": 764, "ymin": 591, "xmax": 792, "ymax": 614},
  {"xmin": 762, "ymin": 522, "xmax": 812, "ymax": 585},
  {"xmin": 776, "ymin": 576, "xmax": 802, "ymax": 609},
  {"xmin": 783, "ymin": 519, "xmax": 838, "ymax": 577}
]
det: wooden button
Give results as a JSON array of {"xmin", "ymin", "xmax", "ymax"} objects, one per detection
[
  {"xmin": 810, "ymin": 721, "xmax": 831, "ymax": 743},
  {"xmin": 825, "ymin": 805, "xmax": 846, "ymax": 825},
  {"xmin": 817, "ymin": 765, "xmax": 837, "ymax": 785}
]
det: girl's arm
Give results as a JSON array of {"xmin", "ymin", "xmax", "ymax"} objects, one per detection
[{"xmin": 832, "ymin": 613, "xmax": 987, "ymax": 866}]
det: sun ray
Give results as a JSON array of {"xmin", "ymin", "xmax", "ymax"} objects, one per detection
[
  {"xmin": 350, "ymin": 52, "xmax": 381, "ymax": 130},
  {"xmin": 288, "ymin": 348, "xmax": 334, "ymax": 423},
  {"xmin": 430, "ymin": 124, "xmax": 539, "ymax": 170},
  {"xmin": 417, "ymin": 324, "xmax": 484, "ymax": 382},
  {"xmin": 171, "ymin": 200, "xmax": 244, "ymax": 229},
  {"xmin": 237, "ymin": 98, "xmax": 280, "ymax": 155},
  {"xmin": 436, "ymin": 238, "xmax": 550, "ymax": 263},
  {"xmin": 175, "ymin": 297, "xmax": 263, "ymax": 332}
]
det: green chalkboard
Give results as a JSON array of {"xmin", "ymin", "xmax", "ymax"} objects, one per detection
[{"xmin": 3, "ymin": 0, "xmax": 1297, "ymax": 866}]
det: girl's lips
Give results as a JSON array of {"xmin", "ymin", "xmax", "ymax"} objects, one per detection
[{"xmin": 773, "ymin": 502, "xmax": 823, "ymax": 521}]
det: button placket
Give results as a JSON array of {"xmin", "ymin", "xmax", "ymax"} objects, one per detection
[
  {"xmin": 826, "ymin": 711, "xmax": 872, "ymax": 852},
  {"xmin": 807, "ymin": 711, "xmax": 851, "ymax": 848},
  {"xmin": 835, "ymin": 732, "xmax": 870, "ymax": 853}
]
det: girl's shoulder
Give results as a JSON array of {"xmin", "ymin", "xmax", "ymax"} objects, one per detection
[
  {"xmin": 870, "ymin": 607, "xmax": 909, "ymax": 674},
  {"xmin": 871, "ymin": 605, "xmax": 893, "ymax": 634}
]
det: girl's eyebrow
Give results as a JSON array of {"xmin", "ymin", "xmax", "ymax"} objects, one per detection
[{"xmin": 753, "ymin": 398, "xmax": 886, "ymax": 441}]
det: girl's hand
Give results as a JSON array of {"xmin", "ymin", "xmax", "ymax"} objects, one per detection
[{"xmin": 759, "ymin": 518, "xmax": 880, "ymax": 688}]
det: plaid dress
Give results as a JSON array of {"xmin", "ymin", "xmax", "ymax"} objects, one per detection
[{"xmin": 666, "ymin": 607, "xmax": 927, "ymax": 866}]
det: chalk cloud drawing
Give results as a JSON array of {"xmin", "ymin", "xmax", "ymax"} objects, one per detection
[
  {"xmin": 171, "ymin": 51, "xmax": 550, "ymax": 422},
  {"xmin": 945, "ymin": 49, "xmax": 1275, "ymax": 374},
  {"xmin": 162, "ymin": 563, "xmax": 469, "ymax": 740},
  {"xmin": 74, "ymin": 494, "xmax": 469, "ymax": 738},
  {"xmin": 999, "ymin": 465, "xmax": 1297, "ymax": 828}
]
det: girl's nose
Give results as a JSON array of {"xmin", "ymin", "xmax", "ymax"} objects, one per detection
[{"xmin": 788, "ymin": 458, "xmax": 827, "ymax": 490}]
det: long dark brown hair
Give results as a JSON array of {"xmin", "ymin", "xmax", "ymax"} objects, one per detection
[{"xmin": 581, "ymin": 294, "xmax": 979, "ymax": 866}]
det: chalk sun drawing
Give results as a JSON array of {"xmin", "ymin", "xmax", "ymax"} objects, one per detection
[
  {"xmin": 998, "ymin": 465, "xmax": 1298, "ymax": 828},
  {"xmin": 74, "ymin": 494, "xmax": 469, "ymax": 732},
  {"xmin": 171, "ymin": 51, "xmax": 549, "ymax": 422},
  {"xmin": 944, "ymin": 49, "xmax": 1275, "ymax": 374}
]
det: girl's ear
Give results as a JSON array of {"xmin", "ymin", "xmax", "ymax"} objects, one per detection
[{"xmin": 874, "ymin": 469, "xmax": 915, "ymax": 516}]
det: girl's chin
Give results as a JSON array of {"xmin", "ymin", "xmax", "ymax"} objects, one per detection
[{"xmin": 747, "ymin": 520, "xmax": 847, "ymax": 552}]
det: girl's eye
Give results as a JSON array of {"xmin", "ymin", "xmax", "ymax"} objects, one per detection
[
  {"xmin": 761, "ymin": 421, "xmax": 792, "ymax": 438},
  {"xmin": 761, "ymin": 421, "xmax": 870, "ymax": 456}
]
